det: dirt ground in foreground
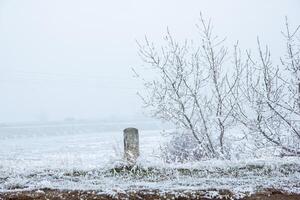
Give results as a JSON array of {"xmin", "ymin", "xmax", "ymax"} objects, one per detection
[{"xmin": 0, "ymin": 189, "xmax": 299, "ymax": 200}]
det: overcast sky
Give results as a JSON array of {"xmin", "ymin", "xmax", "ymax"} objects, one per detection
[{"xmin": 0, "ymin": 0, "xmax": 299, "ymax": 123}]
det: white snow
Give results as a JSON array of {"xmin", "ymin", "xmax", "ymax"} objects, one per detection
[{"xmin": 0, "ymin": 122, "xmax": 299, "ymax": 198}]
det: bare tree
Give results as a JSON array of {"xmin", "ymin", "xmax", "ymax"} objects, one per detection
[
  {"xmin": 136, "ymin": 15, "xmax": 240, "ymax": 159},
  {"xmin": 233, "ymin": 19, "xmax": 300, "ymax": 156}
]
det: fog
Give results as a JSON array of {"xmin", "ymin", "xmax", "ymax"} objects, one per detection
[{"xmin": 0, "ymin": 0, "xmax": 299, "ymax": 123}]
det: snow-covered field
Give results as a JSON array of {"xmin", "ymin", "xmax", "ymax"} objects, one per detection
[
  {"xmin": 0, "ymin": 122, "xmax": 299, "ymax": 198},
  {"xmin": 0, "ymin": 122, "xmax": 163, "ymax": 170}
]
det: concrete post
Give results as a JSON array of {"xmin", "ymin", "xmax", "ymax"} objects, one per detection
[{"xmin": 123, "ymin": 127, "xmax": 139, "ymax": 164}]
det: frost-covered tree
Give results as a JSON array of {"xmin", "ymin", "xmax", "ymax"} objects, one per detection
[
  {"xmin": 233, "ymin": 18, "xmax": 300, "ymax": 156},
  {"xmin": 137, "ymin": 15, "xmax": 241, "ymax": 159},
  {"xmin": 137, "ymin": 14, "xmax": 299, "ymax": 159}
]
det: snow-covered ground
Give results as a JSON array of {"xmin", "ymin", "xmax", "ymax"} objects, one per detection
[
  {"xmin": 0, "ymin": 122, "xmax": 165, "ymax": 171},
  {"xmin": 0, "ymin": 122, "xmax": 299, "ymax": 198}
]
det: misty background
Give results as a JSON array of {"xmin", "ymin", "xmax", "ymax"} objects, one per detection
[{"xmin": 0, "ymin": 0, "xmax": 299, "ymax": 123}]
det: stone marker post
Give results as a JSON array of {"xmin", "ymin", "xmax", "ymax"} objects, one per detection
[{"xmin": 123, "ymin": 127, "xmax": 139, "ymax": 164}]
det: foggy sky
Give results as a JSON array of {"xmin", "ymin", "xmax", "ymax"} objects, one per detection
[{"xmin": 0, "ymin": 0, "xmax": 299, "ymax": 123}]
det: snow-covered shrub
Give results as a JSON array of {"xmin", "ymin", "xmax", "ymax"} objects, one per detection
[{"xmin": 161, "ymin": 131, "xmax": 205, "ymax": 163}]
